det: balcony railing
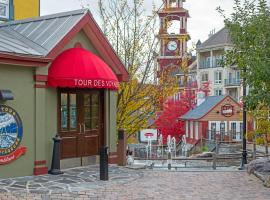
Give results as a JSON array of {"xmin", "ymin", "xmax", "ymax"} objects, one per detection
[
  {"xmin": 224, "ymin": 78, "xmax": 241, "ymax": 87},
  {"xmin": 179, "ymin": 81, "xmax": 198, "ymax": 88},
  {"xmin": 199, "ymin": 57, "xmax": 223, "ymax": 69}
]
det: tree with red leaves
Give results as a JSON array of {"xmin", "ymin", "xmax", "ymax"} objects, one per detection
[
  {"xmin": 154, "ymin": 88, "xmax": 196, "ymax": 144},
  {"xmin": 154, "ymin": 81, "xmax": 210, "ymax": 144}
]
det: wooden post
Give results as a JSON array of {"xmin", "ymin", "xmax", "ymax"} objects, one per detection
[
  {"xmin": 117, "ymin": 129, "xmax": 127, "ymax": 166},
  {"xmin": 216, "ymin": 136, "xmax": 219, "ymax": 155},
  {"xmin": 253, "ymin": 135, "xmax": 257, "ymax": 160},
  {"xmin": 212, "ymin": 153, "xmax": 217, "ymax": 170}
]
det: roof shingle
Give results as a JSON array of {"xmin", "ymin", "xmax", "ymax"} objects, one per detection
[{"xmin": 197, "ymin": 28, "xmax": 232, "ymax": 50}]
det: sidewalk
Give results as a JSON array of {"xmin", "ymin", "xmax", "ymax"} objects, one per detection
[{"xmin": 0, "ymin": 165, "xmax": 269, "ymax": 200}]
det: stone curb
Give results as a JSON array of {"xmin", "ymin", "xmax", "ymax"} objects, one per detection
[{"xmin": 253, "ymin": 171, "xmax": 270, "ymax": 188}]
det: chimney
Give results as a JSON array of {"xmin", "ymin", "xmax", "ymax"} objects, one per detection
[
  {"xmin": 196, "ymin": 91, "xmax": 205, "ymax": 106},
  {"xmin": 208, "ymin": 29, "xmax": 216, "ymax": 38}
]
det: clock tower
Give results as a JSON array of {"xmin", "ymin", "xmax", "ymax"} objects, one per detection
[{"xmin": 157, "ymin": 0, "xmax": 190, "ymax": 77}]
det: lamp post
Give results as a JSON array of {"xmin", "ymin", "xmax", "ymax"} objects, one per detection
[{"xmin": 240, "ymin": 67, "xmax": 247, "ymax": 169}]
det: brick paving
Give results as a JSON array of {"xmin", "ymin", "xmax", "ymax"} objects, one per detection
[{"xmin": 0, "ymin": 168, "xmax": 269, "ymax": 200}]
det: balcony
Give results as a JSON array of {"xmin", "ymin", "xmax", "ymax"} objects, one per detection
[
  {"xmin": 179, "ymin": 81, "xmax": 198, "ymax": 88},
  {"xmin": 224, "ymin": 78, "xmax": 241, "ymax": 87},
  {"xmin": 199, "ymin": 57, "xmax": 223, "ymax": 69}
]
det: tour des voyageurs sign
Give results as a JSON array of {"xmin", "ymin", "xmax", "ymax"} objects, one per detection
[{"xmin": 0, "ymin": 105, "xmax": 27, "ymax": 165}]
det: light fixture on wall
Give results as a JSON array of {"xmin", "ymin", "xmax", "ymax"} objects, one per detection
[{"xmin": 0, "ymin": 90, "xmax": 14, "ymax": 101}]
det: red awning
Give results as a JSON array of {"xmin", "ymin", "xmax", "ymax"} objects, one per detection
[{"xmin": 48, "ymin": 48, "xmax": 119, "ymax": 90}]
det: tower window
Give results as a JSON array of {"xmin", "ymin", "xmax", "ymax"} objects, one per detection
[{"xmin": 168, "ymin": 0, "xmax": 179, "ymax": 8}]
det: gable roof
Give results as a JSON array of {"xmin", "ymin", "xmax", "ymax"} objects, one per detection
[
  {"xmin": 0, "ymin": 9, "xmax": 86, "ymax": 57},
  {"xmin": 0, "ymin": 9, "xmax": 129, "ymax": 81},
  {"xmin": 197, "ymin": 28, "xmax": 232, "ymax": 50},
  {"xmin": 181, "ymin": 95, "xmax": 227, "ymax": 120}
]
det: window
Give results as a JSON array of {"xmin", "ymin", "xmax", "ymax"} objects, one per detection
[
  {"xmin": 214, "ymin": 71, "xmax": 222, "ymax": 84},
  {"xmin": 169, "ymin": 0, "xmax": 177, "ymax": 7},
  {"xmin": 214, "ymin": 89, "xmax": 222, "ymax": 96},
  {"xmin": 236, "ymin": 71, "xmax": 241, "ymax": 81},
  {"xmin": 206, "ymin": 57, "xmax": 211, "ymax": 68},
  {"xmin": 60, "ymin": 93, "xmax": 77, "ymax": 131},
  {"xmin": 231, "ymin": 122, "xmax": 237, "ymax": 139},
  {"xmin": 210, "ymin": 123, "xmax": 216, "ymax": 140},
  {"xmin": 0, "ymin": 0, "xmax": 9, "ymax": 19},
  {"xmin": 201, "ymin": 73, "xmax": 208, "ymax": 82}
]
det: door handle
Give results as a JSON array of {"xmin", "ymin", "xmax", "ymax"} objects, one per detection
[
  {"xmin": 83, "ymin": 123, "xmax": 86, "ymax": 134},
  {"xmin": 79, "ymin": 123, "xmax": 82, "ymax": 133}
]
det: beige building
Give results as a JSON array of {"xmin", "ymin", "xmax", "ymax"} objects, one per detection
[{"xmin": 196, "ymin": 28, "xmax": 242, "ymax": 102}]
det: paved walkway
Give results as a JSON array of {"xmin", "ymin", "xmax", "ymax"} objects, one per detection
[{"xmin": 0, "ymin": 166, "xmax": 269, "ymax": 200}]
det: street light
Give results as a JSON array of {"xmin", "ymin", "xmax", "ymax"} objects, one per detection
[{"xmin": 239, "ymin": 67, "xmax": 248, "ymax": 169}]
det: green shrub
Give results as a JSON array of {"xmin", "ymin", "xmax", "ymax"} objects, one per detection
[{"xmin": 201, "ymin": 145, "xmax": 209, "ymax": 152}]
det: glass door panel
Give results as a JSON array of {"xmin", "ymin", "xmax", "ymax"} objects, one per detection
[
  {"xmin": 83, "ymin": 94, "xmax": 91, "ymax": 130},
  {"xmin": 69, "ymin": 94, "xmax": 77, "ymax": 130},
  {"xmin": 60, "ymin": 93, "xmax": 68, "ymax": 130}
]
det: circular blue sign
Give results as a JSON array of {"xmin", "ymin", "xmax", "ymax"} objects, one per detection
[{"xmin": 0, "ymin": 105, "xmax": 23, "ymax": 156}]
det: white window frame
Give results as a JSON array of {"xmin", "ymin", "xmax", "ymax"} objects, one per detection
[
  {"xmin": 185, "ymin": 121, "xmax": 189, "ymax": 137},
  {"xmin": 195, "ymin": 122, "xmax": 199, "ymax": 140},
  {"xmin": 214, "ymin": 71, "xmax": 222, "ymax": 84},
  {"xmin": 201, "ymin": 73, "xmax": 208, "ymax": 82},
  {"xmin": 214, "ymin": 89, "xmax": 222, "ymax": 96}
]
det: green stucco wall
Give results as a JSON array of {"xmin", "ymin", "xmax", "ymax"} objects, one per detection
[{"xmin": 0, "ymin": 65, "xmax": 36, "ymax": 178}]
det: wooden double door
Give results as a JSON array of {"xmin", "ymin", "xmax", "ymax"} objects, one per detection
[{"xmin": 58, "ymin": 89, "xmax": 104, "ymax": 159}]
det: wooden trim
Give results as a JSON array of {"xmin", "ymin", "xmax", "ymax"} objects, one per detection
[
  {"xmin": 109, "ymin": 153, "xmax": 118, "ymax": 164},
  {"xmin": 34, "ymin": 75, "xmax": 48, "ymax": 82},
  {"xmin": 0, "ymin": 53, "xmax": 51, "ymax": 67},
  {"xmin": 34, "ymin": 160, "xmax": 46, "ymax": 166},
  {"xmin": 46, "ymin": 15, "xmax": 88, "ymax": 58},
  {"xmin": 33, "ymin": 166, "xmax": 48, "ymax": 176},
  {"xmin": 34, "ymin": 84, "xmax": 47, "ymax": 88}
]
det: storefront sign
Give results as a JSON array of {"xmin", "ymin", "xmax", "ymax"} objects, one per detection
[
  {"xmin": 74, "ymin": 79, "xmax": 119, "ymax": 89},
  {"xmin": 221, "ymin": 104, "xmax": 234, "ymax": 117},
  {"xmin": 0, "ymin": 105, "xmax": 27, "ymax": 165}
]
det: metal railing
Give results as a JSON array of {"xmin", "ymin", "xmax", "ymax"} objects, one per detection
[
  {"xmin": 224, "ymin": 78, "xmax": 241, "ymax": 86},
  {"xmin": 199, "ymin": 58, "xmax": 223, "ymax": 69}
]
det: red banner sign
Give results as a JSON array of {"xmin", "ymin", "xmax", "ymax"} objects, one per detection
[
  {"xmin": 0, "ymin": 146, "xmax": 27, "ymax": 165},
  {"xmin": 144, "ymin": 133, "xmax": 154, "ymax": 137}
]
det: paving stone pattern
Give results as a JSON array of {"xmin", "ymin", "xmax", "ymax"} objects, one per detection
[{"xmin": 0, "ymin": 166, "xmax": 270, "ymax": 200}]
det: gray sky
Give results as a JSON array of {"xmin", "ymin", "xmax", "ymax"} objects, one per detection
[{"xmin": 40, "ymin": 0, "xmax": 269, "ymax": 49}]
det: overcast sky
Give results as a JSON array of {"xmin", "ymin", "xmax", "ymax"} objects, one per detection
[{"xmin": 40, "ymin": 0, "xmax": 270, "ymax": 49}]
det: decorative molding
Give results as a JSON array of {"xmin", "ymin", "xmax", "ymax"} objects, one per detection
[{"xmin": 34, "ymin": 160, "xmax": 46, "ymax": 166}]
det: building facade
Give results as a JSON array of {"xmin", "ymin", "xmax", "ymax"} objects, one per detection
[
  {"xmin": 181, "ymin": 95, "xmax": 243, "ymax": 144},
  {"xmin": 0, "ymin": 9, "xmax": 128, "ymax": 178},
  {"xmin": 197, "ymin": 28, "xmax": 242, "ymax": 102}
]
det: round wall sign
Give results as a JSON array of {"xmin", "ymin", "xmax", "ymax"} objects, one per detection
[
  {"xmin": 221, "ymin": 104, "xmax": 234, "ymax": 117},
  {"xmin": 0, "ymin": 105, "xmax": 26, "ymax": 164}
]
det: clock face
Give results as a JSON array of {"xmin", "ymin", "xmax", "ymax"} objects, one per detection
[{"xmin": 167, "ymin": 41, "xmax": 177, "ymax": 51}]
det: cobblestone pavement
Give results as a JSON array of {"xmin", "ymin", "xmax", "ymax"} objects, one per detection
[{"xmin": 0, "ymin": 166, "xmax": 269, "ymax": 200}]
